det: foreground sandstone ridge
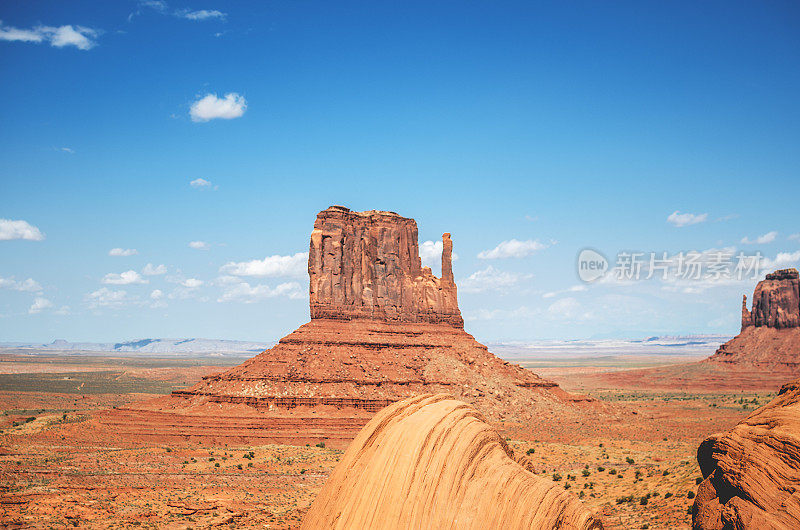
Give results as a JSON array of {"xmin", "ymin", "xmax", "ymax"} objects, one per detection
[
  {"xmin": 693, "ymin": 377, "xmax": 800, "ymax": 529},
  {"xmin": 707, "ymin": 268, "xmax": 800, "ymax": 369},
  {"xmin": 309, "ymin": 205, "xmax": 463, "ymax": 327},
  {"xmin": 301, "ymin": 394, "xmax": 603, "ymax": 530}
]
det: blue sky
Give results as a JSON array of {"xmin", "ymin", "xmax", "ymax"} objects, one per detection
[{"xmin": 1, "ymin": 1, "xmax": 798, "ymax": 343}]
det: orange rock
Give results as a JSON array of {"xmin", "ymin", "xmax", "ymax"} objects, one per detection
[
  {"xmin": 693, "ymin": 378, "xmax": 800, "ymax": 529},
  {"xmin": 98, "ymin": 206, "xmax": 589, "ymax": 446},
  {"xmin": 301, "ymin": 394, "xmax": 603, "ymax": 530}
]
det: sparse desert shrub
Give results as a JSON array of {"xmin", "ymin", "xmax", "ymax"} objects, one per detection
[
  {"xmin": 597, "ymin": 466, "xmax": 605, "ymax": 472},
  {"xmin": 579, "ymin": 491, "xmax": 585, "ymax": 499},
  {"xmin": 248, "ymin": 462, "xmax": 253, "ymax": 467},
  {"xmin": 526, "ymin": 448, "xmax": 535, "ymax": 455},
  {"xmin": 687, "ymin": 491, "xmax": 695, "ymax": 499},
  {"xmin": 563, "ymin": 482, "xmax": 570, "ymax": 489},
  {"xmin": 626, "ymin": 457, "xmax": 635, "ymax": 464},
  {"xmin": 582, "ymin": 469, "xmax": 590, "ymax": 477},
  {"xmin": 609, "ymin": 469, "xmax": 617, "ymax": 475},
  {"xmin": 662, "ymin": 470, "xmax": 669, "ymax": 476},
  {"xmin": 237, "ymin": 464, "xmax": 242, "ymax": 470},
  {"xmin": 300, "ymin": 468, "xmax": 306, "ymax": 474},
  {"xmin": 552, "ymin": 473, "xmax": 562, "ymax": 481},
  {"xmin": 695, "ymin": 477, "xmax": 703, "ymax": 485},
  {"xmin": 316, "ymin": 442, "xmax": 326, "ymax": 448},
  {"xmin": 640, "ymin": 496, "xmax": 648, "ymax": 505},
  {"xmin": 664, "ymin": 492, "xmax": 673, "ymax": 499},
  {"xmin": 214, "ymin": 463, "xmax": 220, "ymax": 468},
  {"xmin": 641, "ymin": 525, "xmax": 649, "ymax": 529},
  {"xmin": 615, "ymin": 495, "xmax": 634, "ymax": 504}
]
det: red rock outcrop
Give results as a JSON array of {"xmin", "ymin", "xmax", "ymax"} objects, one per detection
[
  {"xmin": 707, "ymin": 268, "xmax": 800, "ymax": 369},
  {"xmin": 693, "ymin": 378, "xmax": 800, "ymax": 529},
  {"xmin": 301, "ymin": 394, "xmax": 603, "ymax": 530},
  {"xmin": 101, "ymin": 206, "xmax": 588, "ymax": 447},
  {"xmin": 309, "ymin": 206, "xmax": 462, "ymax": 327}
]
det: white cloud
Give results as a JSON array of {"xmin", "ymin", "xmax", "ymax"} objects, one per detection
[
  {"xmin": 667, "ymin": 211, "xmax": 708, "ymax": 227},
  {"xmin": 460, "ymin": 266, "xmax": 532, "ymax": 294},
  {"xmin": 0, "ymin": 22, "xmax": 98, "ymax": 50},
  {"xmin": 142, "ymin": 263, "xmax": 167, "ymax": 275},
  {"xmin": 109, "ymin": 247, "xmax": 138, "ymax": 257},
  {"xmin": 102, "ymin": 270, "xmax": 148, "ymax": 285},
  {"xmin": 181, "ymin": 278, "xmax": 203, "ymax": 288},
  {"xmin": 58, "ymin": 147, "xmax": 75, "ymax": 154},
  {"xmin": 220, "ymin": 252, "xmax": 307, "ymax": 278},
  {"xmin": 547, "ymin": 297, "xmax": 590, "ymax": 320},
  {"xmin": 176, "ymin": 9, "xmax": 226, "ymax": 21},
  {"xmin": 0, "ymin": 277, "xmax": 42, "ymax": 292},
  {"xmin": 741, "ymin": 231, "xmax": 778, "ymax": 245},
  {"xmin": 217, "ymin": 280, "xmax": 304, "ymax": 303},
  {"xmin": 0, "ymin": 219, "xmax": 44, "ymax": 241},
  {"xmin": 477, "ymin": 239, "xmax": 550, "ymax": 259},
  {"xmin": 789, "ymin": 233, "xmax": 800, "ymax": 241},
  {"xmin": 190, "ymin": 177, "xmax": 213, "ymax": 188},
  {"xmin": 150, "ymin": 289, "xmax": 164, "ymax": 300},
  {"xmin": 543, "ymin": 285, "xmax": 587, "ymax": 298},
  {"xmin": 190, "ymin": 93, "xmax": 246, "ymax": 122},
  {"xmin": 85, "ymin": 287, "xmax": 127, "ymax": 308},
  {"xmin": 29, "ymin": 297, "xmax": 53, "ymax": 314},
  {"xmin": 760, "ymin": 251, "xmax": 800, "ymax": 272},
  {"xmin": 189, "ymin": 241, "xmax": 210, "ymax": 250},
  {"xmin": 418, "ymin": 240, "xmax": 459, "ymax": 271}
]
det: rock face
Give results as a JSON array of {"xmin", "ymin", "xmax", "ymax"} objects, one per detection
[
  {"xmin": 301, "ymin": 394, "xmax": 603, "ymax": 530},
  {"xmin": 707, "ymin": 268, "xmax": 800, "ymax": 369},
  {"xmin": 309, "ymin": 206, "xmax": 462, "ymax": 327},
  {"xmin": 101, "ymin": 206, "xmax": 587, "ymax": 447},
  {"xmin": 693, "ymin": 378, "xmax": 800, "ymax": 529},
  {"xmin": 741, "ymin": 268, "xmax": 800, "ymax": 330}
]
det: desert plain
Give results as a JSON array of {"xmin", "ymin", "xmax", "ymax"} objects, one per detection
[{"xmin": 0, "ymin": 349, "xmax": 774, "ymax": 529}]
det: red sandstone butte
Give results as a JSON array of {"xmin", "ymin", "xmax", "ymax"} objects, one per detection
[
  {"xmin": 707, "ymin": 268, "xmax": 800, "ymax": 370},
  {"xmin": 693, "ymin": 377, "xmax": 800, "ymax": 529},
  {"xmin": 99, "ymin": 206, "xmax": 589, "ymax": 447}
]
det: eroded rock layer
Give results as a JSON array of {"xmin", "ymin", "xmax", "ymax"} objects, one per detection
[
  {"xmin": 707, "ymin": 268, "xmax": 800, "ymax": 369},
  {"xmin": 309, "ymin": 206, "xmax": 462, "ymax": 327},
  {"xmin": 301, "ymin": 394, "xmax": 603, "ymax": 530},
  {"xmin": 693, "ymin": 378, "xmax": 800, "ymax": 530}
]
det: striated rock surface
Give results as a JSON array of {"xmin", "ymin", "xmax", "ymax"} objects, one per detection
[
  {"xmin": 301, "ymin": 394, "xmax": 603, "ymax": 530},
  {"xmin": 741, "ymin": 268, "xmax": 800, "ymax": 330},
  {"xmin": 309, "ymin": 206, "xmax": 462, "ymax": 327},
  {"xmin": 707, "ymin": 268, "xmax": 800, "ymax": 369},
  {"xmin": 693, "ymin": 378, "xmax": 800, "ymax": 529},
  {"xmin": 100, "ymin": 206, "xmax": 588, "ymax": 446}
]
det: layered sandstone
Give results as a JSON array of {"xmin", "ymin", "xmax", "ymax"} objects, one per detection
[
  {"xmin": 302, "ymin": 394, "xmax": 603, "ymax": 530},
  {"xmin": 707, "ymin": 268, "xmax": 800, "ymax": 369},
  {"xmin": 741, "ymin": 268, "xmax": 800, "ymax": 330},
  {"xmin": 101, "ymin": 206, "xmax": 585, "ymax": 446},
  {"xmin": 693, "ymin": 378, "xmax": 800, "ymax": 529},
  {"xmin": 309, "ymin": 206, "xmax": 462, "ymax": 327}
]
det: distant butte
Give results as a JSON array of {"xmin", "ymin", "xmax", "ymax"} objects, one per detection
[
  {"xmin": 98, "ymin": 206, "xmax": 592, "ymax": 447},
  {"xmin": 707, "ymin": 268, "xmax": 800, "ymax": 369}
]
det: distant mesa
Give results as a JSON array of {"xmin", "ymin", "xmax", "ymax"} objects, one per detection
[
  {"xmin": 693, "ymin": 377, "xmax": 800, "ymax": 529},
  {"xmin": 707, "ymin": 268, "xmax": 800, "ymax": 369},
  {"xmin": 99, "ymin": 206, "xmax": 591, "ymax": 447},
  {"xmin": 302, "ymin": 394, "xmax": 603, "ymax": 530}
]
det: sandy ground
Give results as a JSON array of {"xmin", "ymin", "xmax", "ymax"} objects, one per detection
[{"xmin": 0, "ymin": 353, "xmax": 783, "ymax": 529}]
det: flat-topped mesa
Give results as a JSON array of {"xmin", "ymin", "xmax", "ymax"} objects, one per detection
[
  {"xmin": 741, "ymin": 268, "xmax": 800, "ymax": 331},
  {"xmin": 308, "ymin": 205, "xmax": 463, "ymax": 327}
]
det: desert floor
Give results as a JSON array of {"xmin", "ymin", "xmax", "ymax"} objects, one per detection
[{"xmin": 0, "ymin": 352, "xmax": 779, "ymax": 529}]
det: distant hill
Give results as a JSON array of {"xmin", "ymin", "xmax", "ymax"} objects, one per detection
[
  {"xmin": 0, "ymin": 338, "xmax": 275, "ymax": 356},
  {"xmin": 486, "ymin": 335, "xmax": 732, "ymax": 360}
]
